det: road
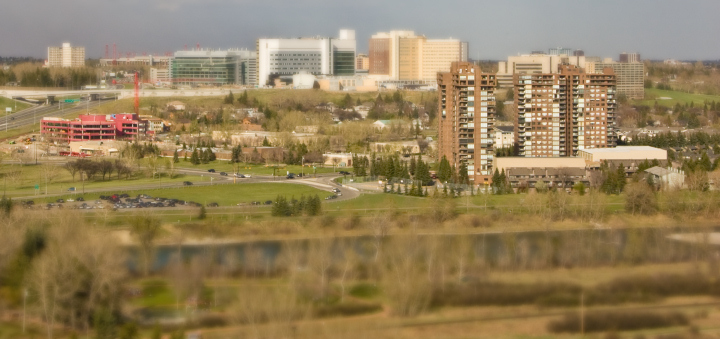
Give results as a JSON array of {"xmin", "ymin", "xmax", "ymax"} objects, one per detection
[
  {"xmin": 0, "ymin": 99, "xmax": 107, "ymax": 133},
  {"xmin": 1, "ymin": 88, "xmax": 235, "ymax": 100}
]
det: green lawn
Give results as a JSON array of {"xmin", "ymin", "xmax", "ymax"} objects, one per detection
[
  {"xmin": 1, "ymin": 163, "xmax": 200, "ymax": 198},
  {"xmin": 634, "ymin": 88, "xmax": 720, "ymax": 107},
  {"xmin": 172, "ymin": 159, "xmax": 340, "ymax": 176},
  {"xmin": 0, "ymin": 97, "xmax": 32, "ymax": 115},
  {"xmin": 37, "ymin": 182, "xmax": 332, "ymax": 206}
]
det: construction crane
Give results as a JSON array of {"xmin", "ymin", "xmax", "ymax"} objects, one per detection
[{"xmin": 134, "ymin": 72, "xmax": 139, "ymax": 114}]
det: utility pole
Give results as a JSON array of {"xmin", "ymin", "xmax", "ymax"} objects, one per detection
[
  {"xmin": 580, "ymin": 291, "xmax": 585, "ymax": 337},
  {"xmin": 22, "ymin": 288, "xmax": 27, "ymax": 333},
  {"xmin": 301, "ymin": 156, "xmax": 304, "ymax": 177}
]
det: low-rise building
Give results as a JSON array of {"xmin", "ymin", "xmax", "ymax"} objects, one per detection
[
  {"xmin": 68, "ymin": 140, "xmax": 125, "ymax": 157},
  {"xmin": 578, "ymin": 146, "xmax": 667, "ymax": 164},
  {"xmin": 645, "ymin": 166, "xmax": 684, "ymax": 190},
  {"xmin": 41, "ymin": 114, "xmax": 149, "ymax": 144},
  {"xmin": 494, "ymin": 126, "xmax": 515, "ymax": 150},
  {"xmin": 166, "ymin": 101, "xmax": 186, "ymax": 111},
  {"xmin": 494, "ymin": 157, "xmax": 588, "ymax": 190}
]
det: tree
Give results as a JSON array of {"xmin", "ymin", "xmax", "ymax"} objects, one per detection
[
  {"xmin": 173, "ymin": 150, "xmax": 179, "ymax": 163},
  {"xmin": 64, "ymin": 161, "xmax": 79, "ymax": 182},
  {"xmin": 198, "ymin": 206, "xmax": 207, "ymax": 220},
  {"xmin": 190, "ymin": 148, "xmax": 200, "ymax": 165},
  {"xmin": 438, "ymin": 156, "xmax": 452, "ymax": 183},
  {"xmin": 624, "ymin": 182, "xmax": 657, "ymax": 215},
  {"xmin": 458, "ymin": 162, "xmax": 469, "ymax": 185},
  {"xmin": 129, "ymin": 214, "xmax": 161, "ymax": 276},
  {"xmin": 40, "ymin": 163, "xmax": 61, "ymax": 194}
]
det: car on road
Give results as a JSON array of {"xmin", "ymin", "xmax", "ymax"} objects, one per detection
[
  {"xmin": 66, "ymin": 198, "xmax": 75, "ymax": 202},
  {"xmin": 332, "ymin": 188, "xmax": 341, "ymax": 193},
  {"xmin": 208, "ymin": 169, "xmax": 216, "ymax": 173},
  {"xmin": 286, "ymin": 173, "xmax": 296, "ymax": 179},
  {"xmin": 234, "ymin": 173, "xmax": 245, "ymax": 178},
  {"xmin": 183, "ymin": 181, "xmax": 193, "ymax": 186},
  {"xmin": 220, "ymin": 172, "xmax": 228, "ymax": 176},
  {"xmin": 207, "ymin": 202, "xmax": 219, "ymax": 207},
  {"xmin": 68, "ymin": 187, "xmax": 76, "ymax": 191},
  {"xmin": 244, "ymin": 174, "xmax": 252, "ymax": 178},
  {"xmin": 77, "ymin": 197, "xmax": 84, "ymax": 201},
  {"xmin": 325, "ymin": 195, "xmax": 338, "ymax": 200},
  {"xmin": 339, "ymin": 171, "xmax": 351, "ymax": 175},
  {"xmin": 56, "ymin": 199, "xmax": 64, "ymax": 203}
]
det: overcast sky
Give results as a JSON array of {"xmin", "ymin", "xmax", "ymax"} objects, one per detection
[{"xmin": 1, "ymin": 0, "xmax": 718, "ymax": 61}]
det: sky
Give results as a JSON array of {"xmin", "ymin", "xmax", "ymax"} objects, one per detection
[{"xmin": 1, "ymin": 0, "xmax": 719, "ymax": 61}]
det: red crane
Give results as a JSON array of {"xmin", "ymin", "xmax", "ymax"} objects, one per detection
[{"xmin": 134, "ymin": 72, "xmax": 139, "ymax": 114}]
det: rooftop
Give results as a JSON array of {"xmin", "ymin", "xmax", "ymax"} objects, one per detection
[{"xmin": 580, "ymin": 146, "xmax": 664, "ymax": 154}]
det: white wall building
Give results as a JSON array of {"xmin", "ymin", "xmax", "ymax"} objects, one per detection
[
  {"xmin": 47, "ymin": 42, "xmax": 85, "ymax": 68},
  {"xmin": 496, "ymin": 53, "xmax": 585, "ymax": 88},
  {"xmin": 257, "ymin": 29, "xmax": 356, "ymax": 86}
]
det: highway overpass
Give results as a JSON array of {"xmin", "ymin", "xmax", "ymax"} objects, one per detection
[{"xmin": 0, "ymin": 88, "xmax": 238, "ymax": 101}]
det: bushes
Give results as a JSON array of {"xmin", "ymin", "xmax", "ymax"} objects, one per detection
[
  {"xmin": 313, "ymin": 301, "xmax": 382, "ymax": 318},
  {"xmin": 625, "ymin": 182, "xmax": 658, "ymax": 215},
  {"xmin": 432, "ymin": 272, "xmax": 720, "ymax": 309},
  {"xmin": 432, "ymin": 281, "xmax": 581, "ymax": 307},
  {"xmin": 548, "ymin": 310, "xmax": 689, "ymax": 333}
]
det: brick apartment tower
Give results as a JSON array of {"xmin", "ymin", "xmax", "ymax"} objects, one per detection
[
  {"xmin": 514, "ymin": 65, "xmax": 617, "ymax": 157},
  {"xmin": 438, "ymin": 62, "xmax": 497, "ymax": 184}
]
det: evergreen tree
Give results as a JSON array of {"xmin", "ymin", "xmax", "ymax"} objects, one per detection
[
  {"xmin": 409, "ymin": 157, "xmax": 417, "ymax": 177},
  {"xmin": 190, "ymin": 148, "xmax": 200, "ymax": 165},
  {"xmin": 438, "ymin": 156, "xmax": 452, "ymax": 183},
  {"xmin": 198, "ymin": 206, "xmax": 207, "ymax": 220},
  {"xmin": 172, "ymin": 150, "xmax": 179, "ymax": 163},
  {"xmin": 458, "ymin": 162, "xmax": 469, "ymax": 185}
]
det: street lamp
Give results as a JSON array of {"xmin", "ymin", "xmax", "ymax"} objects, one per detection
[{"xmin": 301, "ymin": 156, "xmax": 304, "ymax": 177}]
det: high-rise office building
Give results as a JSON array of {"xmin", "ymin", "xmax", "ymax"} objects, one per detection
[
  {"xmin": 170, "ymin": 49, "xmax": 256, "ymax": 86},
  {"xmin": 47, "ymin": 42, "xmax": 85, "ymax": 68},
  {"xmin": 514, "ymin": 65, "xmax": 617, "ymax": 157},
  {"xmin": 619, "ymin": 52, "xmax": 641, "ymax": 63},
  {"xmin": 256, "ymin": 29, "xmax": 356, "ymax": 86},
  {"xmin": 369, "ymin": 30, "xmax": 467, "ymax": 82},
  {"xmin": 549, "ymin": 47, "xmax": 573, "ymax": 56},
  {"xmin": 438, "ymin": 62, "xmax": 497, "ymax": 184},
  {"xmin": 356, "ymin": 53, "xmax": 370, "ymax": 72},
  {"xmin": 496, "ymin": 53, "xmax": 585, "ymax": 88},
  {"xmin": 586, "ymin": 60, "xmax": 644, "ymax": 99}
]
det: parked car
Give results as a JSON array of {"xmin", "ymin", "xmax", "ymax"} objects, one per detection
[
  {"xmin": 183, "ymin": 181, "xmax": 193, "ymax": 186},
  {"xmin": 56, "ymin": 199, "xmax": 64, "ymax": 203},
  {"xmin": 207, "ymin": 202, "xmax": 219, "ymax": 207},
  {"xmin": 219, "ymin": 172, "xmax": 228, "ymax": 176},
  {"xmin": 76, "ymin": 197, "xmax": 85, "ymax": 201},
  {"xmin": 208, "ymin": 169, "xmax": 216, "ymax": 173},
  {"xmin": 66, "ymin": 198, "xmax": 75, "ymax": 202}
]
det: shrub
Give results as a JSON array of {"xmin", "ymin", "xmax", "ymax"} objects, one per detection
[
  {"xmin": 548, "ymin": 310, "xmax": 689, "ymax": 333},
  {"xmin": 313, "ymin": 301, "xmax": 382, "ymax": 318},
  {"xmin": 349, "ymin": 283, "xmax": 380, "ymax": 299}
]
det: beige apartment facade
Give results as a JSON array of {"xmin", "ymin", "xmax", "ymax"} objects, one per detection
[
  {"xmin": 47, "ymin": 42, "xmax": 85, "ymax": 68},
  {"xmin": 369, "ymin": 30, "xmax": 467, "ymax": 82},
  {"xmin": 497, "ymin": 53, "xmax": 585, "ymax": 88},
  {"xmin": 586, "ymin": 61, "xmax": 644, "ymax": 99},
  {"xmin": 438, "ymin": 62, "xmax": 497, "ymax": 184}
]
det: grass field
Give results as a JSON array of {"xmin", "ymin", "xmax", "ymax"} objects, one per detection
[
  {"xmin": 0, "ymin": 97, "xmax": 32, "ymax": 115},
  {"xmin": 1, "ymin": 163, "xmax": 200, "ymax": 198},
  {"xmin": 37, "ymin": 182, "xmax": 332, "ymax": 206},
  {"xmin": 634, "ymin": 88, "xmax": 720, "ymax": 107},
  {"xmin": 172, "ymin": 160, "xmax": 339, "ymax": 176}
]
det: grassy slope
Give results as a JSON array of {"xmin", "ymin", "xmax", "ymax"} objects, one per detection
[
  {"xmin": 0, "ymin": 97, "xmax": 32, "ymax": 114},
  {"xmin": 634, "ymin": 88, "xmax": 720, "ymax": 107}
]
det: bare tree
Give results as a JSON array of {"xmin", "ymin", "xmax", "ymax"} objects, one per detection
[
  {"xmin": 40, "ymin": 163, "xmax": 61, "ymax": 194},
  {"xmin": 129, "ymin": 214, "xmax": 162, "ymax": 276},
  {"xmin": 64, "ymin": 161, "xmax": 79, "ymax": 182}
]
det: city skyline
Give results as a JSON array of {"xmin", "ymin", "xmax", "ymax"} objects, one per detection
[{"xmin": 1, "ymin": 0, "xmax": 719, "ymax": 60}]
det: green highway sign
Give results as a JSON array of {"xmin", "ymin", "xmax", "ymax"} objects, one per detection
[{"xmin": 64, "ymin": 99, "xmax": 80, "ymax": 103}]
